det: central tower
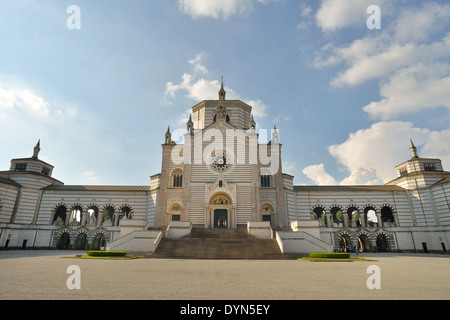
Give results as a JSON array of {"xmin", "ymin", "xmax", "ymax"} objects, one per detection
[{"xmin": 157, "ymin": 80, "xmax": 286, "ymax": 229}]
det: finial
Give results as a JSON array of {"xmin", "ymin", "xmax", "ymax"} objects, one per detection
[
  {"xmin": 218, "ymin": 76, "xmax": 226, "ymax": 101},
  {"xmin": 32, "ymin": 139, "xmax": 40, "ymax": 160},
  {"xmin": 249, "ymin": 114, "xmax": 256, "ymax": 130},
  {"xmin": 272, "ymin": 127, "xmax": 279, "ymax": 144},
  {"xmin": 165, "ymin": 126, "xmax": 173, "ymax": 144},
  {"xmin": 187, "ymin": 114, "xmax": 193, "ymax": 134},
  {"xmin": 409, "ymin": 139, "xmax": 418, "ymax": 158}
]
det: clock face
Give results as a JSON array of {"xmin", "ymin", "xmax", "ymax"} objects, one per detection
[{"xmin": 211, "ymin": 152, "xmax": 230, "ymax": 172}]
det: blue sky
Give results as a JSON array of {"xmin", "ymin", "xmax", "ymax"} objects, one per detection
[{"xmin": 0, "ymin": 0, "xmax": 449, "ymax": 186}]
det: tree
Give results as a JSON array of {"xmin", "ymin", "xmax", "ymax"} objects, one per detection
[{"xmin": 336, "ymin": 210, "xmax": 343, "ymax": 222}]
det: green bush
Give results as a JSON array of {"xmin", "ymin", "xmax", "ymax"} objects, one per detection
[
  {"xmin": 309, "ymin": 252, "xmax": 350, "ymax": 259},
  {"xmin": 87, "ymin": 251, "xmax": 127, "ymax": 257}
]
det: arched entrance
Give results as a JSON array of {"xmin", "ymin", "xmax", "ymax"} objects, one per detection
[
  {"xmin": 380, "ymin": 206, "xmax": 396, "ymax": 227},
  {"xmin": 357, "ymin": 234, "xmax": 371, "ymax": 252},
  {"xmin": 208, "ymin": 193, "xmax": 233, "ymax": 229},
  {"xmin": 376, "ymin": 233, "xmax": 390, "ymax": 252},
  {"xmin": 57, "ymin": 232, "xmax": 70, "ymax": 249},
  {"xmin": 214, "ymin": 209, "xmax": 228, "ymax": 228},
  {"xmin": 74, "ymin": 232, "xmax": 87, "ymax": 250},
  {"xmin": 92, "ymin": 232, "xmax": 105, "ymax": 250},
  {"xmin": 339, "ymin": 233, "xmax": 352, "ymax": 252},
  {"xmin": 52, "ymin": 205, "xmax": 67, "ymax": 226}
]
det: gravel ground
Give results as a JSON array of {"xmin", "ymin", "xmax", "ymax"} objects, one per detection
[{"xmin": 1, "ymin": 250, "xmax": 449, "ymax": 300}]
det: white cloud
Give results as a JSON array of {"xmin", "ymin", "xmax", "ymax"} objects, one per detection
[
  {"xmin": 328, "ymin": 121, "xmax": 430, "ymax": 184},
  {"xmin": 314, "ymin": 3, "xmax": 450, "ymax": 88},
  {"xmin": 178, "ymin": 0, "xmax": 254, "ymax": 19},
  {"xmin": 81, "ymin": 171, "xmax": 101, "ymax": 184},
  {"xmin": 302, "ymin": 163, "xmax": 337, "ymax": 185},
  {"xmin": 245, "ymin": 99, "xmax": 268, "ymax": 119},
  {"xmin": 0, "ymin": 82, "xmax": 77, "ymax": 127},
  {"xmin": 165, "ymin": 53, "xmax": 269, "ymax": 119},
  {"xmin": 330, "ymin": 33, "xmax": 450, "ymax": 88},
  {"xmin": 166, "ymin": 75, "xmax": 230, "ymax": 101},
  {"xmin": 316, "ymin": 0, "xmax": 387, "ymax": 32},
  {"xmin": 302, "ymin": 121, "xmax": 450, "ymax": 185},
  {"xmin": 282, "ymin": 161, "xmax": 296, "ymax": 173},
  {"xmin": 421, "ymin": 129, "xmax": 450, "ymax": 169},
  {"xmin": 165, "ymin": 53, "xmax": 227, "ymax": 101},
  {"xmin": 304, "ymin": 2, "xmax": 450, "ymax": 186},
  {"xmin": 363, "ymin": 62, "xmax": 450, "ymax": 120},
  {"xmin": 178, "ymin": 0, "xmax": 277, "ymax": 19},
  {"xmin": 393, "ymin": 2, "xmax": 450, "ymax": 43},
  {"xmin": 339, "ymin": 168, "xmax": 383, "ymax": 186},
  {"xmin": 188, "ymin": 52, "xmax": 209, "ymax": 75},
  {"xmin": 0, "ymin": 85, "xmax": 50, "ymax": 117},
  {"xmin": 0, "ymin": 78, "xmax": 127, "ymax": 186}
]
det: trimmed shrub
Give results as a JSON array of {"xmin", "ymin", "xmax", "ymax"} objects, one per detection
[
  {"xmin": 309, "ymin": 252, "xmax": 350, "ymax": 259},
  {"xmin": 87, "ymin": 251, "xmax": 127, "ymax": 257}
]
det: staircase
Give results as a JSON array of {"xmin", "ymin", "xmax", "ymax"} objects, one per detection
[{"xmin": 146, "ymin": 228, "xmax": 290, "ymax": 259}]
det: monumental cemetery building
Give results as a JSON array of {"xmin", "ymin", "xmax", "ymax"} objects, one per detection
[{"xmin": 1, "ymin": 82, "xmax": 449, "ymax": 255}]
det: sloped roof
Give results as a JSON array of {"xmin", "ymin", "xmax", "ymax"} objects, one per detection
[
  {"xmin": 386, "ymin": 170, "xmax": 450, "ymax": 185},
  {"xmin": 0, "ymin": 176, "xmax": 21, "ymax": 187},
  {"xmin": 293, "ymin": 185, "xmax": 405, "ymax": 192},
  {"xmin": 432, "ymin": 177, "xmax": 450, "ymax": 187},
  {"xmin": 11, "ymin": 157, "xmax": 54, "ymax": 168},
  {"xmin": 44, "ymin": 185, "xmax": 150, "ymax": 192}
]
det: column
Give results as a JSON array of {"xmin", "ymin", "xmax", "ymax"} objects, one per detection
[
  {"xmin": 343, "ymin": 214, "xmax": 349, "ymax": 228},
  {"xmin": 326, "ymin": 213, "xmax": 332, "ymax": 228},
  {"xmin": 376, "ymin": 210, "xmax": 382, "ymax": 228},
  {"xmin": 81, "ymin": 209, "xmax": 88, "ymax": 226},
  {"xmin": 114, "ymin": 211, "xmax": 119, "ymax": 226}
]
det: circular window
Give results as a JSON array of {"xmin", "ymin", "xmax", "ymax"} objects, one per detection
[{"xmin": 211, "ymin": 152, "xmax": 230, "ymax": 172}]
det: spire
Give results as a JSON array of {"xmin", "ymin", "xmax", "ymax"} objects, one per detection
[
  {"xmin": 409, "ymin": 139, "xmax": 418, "ymax": 158},
  {"xmin": 272, "ymin": 125, "xmax": 279, "ymax": 144},
  {"xmin": 218, "ymin": 76, "xmax": 226, "ymax": 101},
  {"xmin": 249, "ymin": 114, "xmax": 256, "ymax": 130},
  {"xmin": 187, "ymin": 114, "xmax": 193, "ymax": 134},
  {"xmin": 32, "ymin": 139, "xmax": 40, "ymax": 160},
  {"xmin": 164, "ymin": 126, "xmax": 172, "ymax": 144}
]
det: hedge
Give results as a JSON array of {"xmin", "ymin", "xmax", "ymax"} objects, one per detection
[
  {"xmin": 309, "ymin": 252, "xmax": 350, "ymax": 259},
  {"xmin": 86, "ymin": 251, "xmax": 127, "ymax": 257}
]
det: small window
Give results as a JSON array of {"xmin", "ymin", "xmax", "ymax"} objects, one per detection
[
  {"xmin": 260, "ymin": 175, "xmax": 271, "ymax": 188},
  {"xmin": 171, "ymin": 214, "xmax": 181, "ymax": 221},
  {"xmin": 173, "ymin": 174, "xmax": 183, "ymax": 187},
  {"xmin": 171, "ymin": 169, "xmax": 183, "ymax": 188},
  {"xmin": 15, "ymin": 164, "xmax": 27, "ymax": 171},
  {"xmin": 41, "ymin": 167, "xmax": 50, "ymax": 176}
]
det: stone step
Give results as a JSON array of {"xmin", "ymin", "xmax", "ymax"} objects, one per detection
[{"xmin": 146, "ymin": 228, "xmax": 290, "ymax": 260}]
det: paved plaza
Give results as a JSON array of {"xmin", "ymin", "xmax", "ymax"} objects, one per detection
[{"xmin": 0, "ymin": 250, "xmax": 449, "ymax": 300}]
